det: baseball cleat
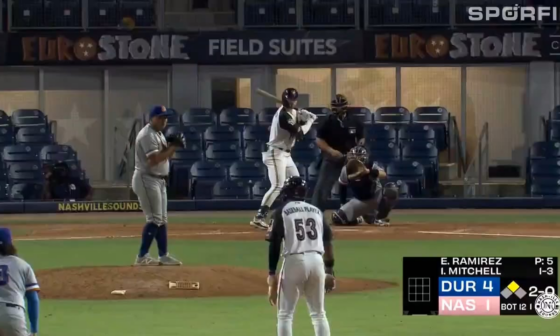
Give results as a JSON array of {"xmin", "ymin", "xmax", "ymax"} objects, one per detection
[
  {"xmin": 134, "ymin": 254, "xmax": 160, "ymax": 266},
  {"xmin": 159, "ymin": 253, "xmax": 183, "ymax": 266},
  {"xmin": 250, "ymin": 215, "xmax": 269, "ymax": 230},
  {"xmin": 373, "ymin": 219, "xmax": 391, "ymax": 227},
  {"xmin": 356, "ymin": 216, "xmax": 365, "ymax": 225}
]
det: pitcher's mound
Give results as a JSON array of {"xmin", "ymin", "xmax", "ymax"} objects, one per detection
[{"xmin": 37, "ymin": 266, "xmax": 396, "ymax": 300}]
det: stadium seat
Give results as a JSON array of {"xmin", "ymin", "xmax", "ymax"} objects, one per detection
[
  {"xmin": 190, "ymin": 161, "xmax": 228, "ymax": 199},
  {"xmin": 15, "ymin": 127, "xmax": 54, "ymax": 145},
  {"xmin": 0, "ymin": 112, "xmax": 11, "ymax": 127},
  {"xmin": 550, "ymin": 123, "xmax": 560, "ymax": 142},
  {"xmin": 304, "ymin": 0, "xmax": 356, "ymax": 27},
  {"xmin": 244, "ymin": 0, "xmax": 276, "ymax": 27},
  {"xmin": 257, "ymin": 108, "xmax": 278, "ymax": 125},
  {"xmin": 10, "ymin": 182, "xmax": 43, "ymax": 201},
  {"xmin": 387, "ymin": 160, "xmax": 425, "ymax": 197},
  {"xmin": 0, "ymin": 127, "xmax": 15, "ymax": 147},
  {"xmin": 172, "ymin": 143, "xmax": 203, "ymax": 164},
  {"xmin": 206, "ymin": 143, "xmax": 241, "ymax": 166},
  {"xmin": 0, "ymin": 183, "xmax": 8, "ymax": 200},
  {"xmin": 213, "ymin": 180, "xmax": 251, "ymax": 199},
  {"xmin": 88, "ymin": 0, "xmax": 120, "ymax": 27},
  {"xmin": 529, "ymin": 141, "xmax": 560, "ymax": 160},
  {"xmin": 219, "ymin": 108, "xmax": 257, "ymax": 127},
  {"xmin": 243, "ymin": 125, "xmax": 271, "ymax": 143},
  {"xmin": 165, "ymin": 125, "xmax": 202, "ymax": 147},
  {"xmin": 229, "ymin": 161, "xmax": 266, "ymax": 185},
  {"xmin": 8, "ymin": 162, "xmax": 43, "ymax": 183},
  {"xmin": 412, "ymin": 106, "xmax": 449, "ymax": 150},
  {"xmin": 366, "ymin": 141, "xmax": 399, "ymax": 167},
  {"xmin": 12, "ymin": 109, "xmax": 48, "ymax": 128},
  {"xmin": 402, "ymin": 142, "xmax": 439, "ymax": 195},
  {"xmin": 399, "ymin": 124, "xmax": 436, "ymax": 145},
  {"xmin": 0, "ymin": 165, "xmax": 7, "ymax": 182},
  {"xmin": 291, "ymin": 141, "xmax": 321, "ymax": 166},
  {"xmin": 204, "ymin": 126, "xmax": 240, "ymax": 147},
  {"xmin": 2, "ymin": 145, "xmax": 40, "ymax": 165},
  {"xmin": 305, "ymin": 107, "xmax": 331, "ymax": 125},
  {"xmin": 252, "ymin": 179, "xmax": 271, "ymax": 199},
  {"xmin": 530, "ymin": 159, "xmax": 560, "ymax": 179},
  {"xmin": 347, "ymin": 107, "xmax": 372, "ymax": 125},
  {"xmin": 44, "ymin": 0, "xmax": 82, "ymax": 28},
  {"xmin": 120, "ymin": 0, "xmax": 156, "ymax": 27},
  {"xmin": 40, "ymin": 145, "xmax": 78, "ymax": 163},
  {"xmin": 12, "ymin": 0, "xmax": 44, "ymax": 28},
  {"xmin": 182, "ymin": 108, "xmax": 217, "ymax": 130},
  {"xmin": 244, "ymin": 142, "xmax": 265, "ymax": 161},
  {"xmin": 374, "ymin": 107, "xmax": 411, "ymax": 124},
  {"xmin": 364, "ymin": 124, "xmax": 397, "ymax": 144},
  {"xmin": 169, "ymin": 146, "xmax": 199, "ymax": 199},
  {"xmin": 531, "ymin": 177, "xmax": 560, "ymax": 197},
  {"xmin": 385, "ymin": 179, "xmax": 410, "ymax": 198}
]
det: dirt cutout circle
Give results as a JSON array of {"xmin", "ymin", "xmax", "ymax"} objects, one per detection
[{"xmin": 37, "ymin": 266, "xmax": 396, "ymax": 300}]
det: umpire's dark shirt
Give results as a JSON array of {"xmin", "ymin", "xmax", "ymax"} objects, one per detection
[{"xmin": 317, "ymin": 113, "xmax": 364, "ymax": 155}]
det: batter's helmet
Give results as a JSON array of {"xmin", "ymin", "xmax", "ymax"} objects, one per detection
[
  {"xmin": 331, "ymin": 94, "xmax": 348, "ymax": 115},
  {"xmin": 347, "ymin": 146, "xmax": 368, "ymax": 163},
  {"xmin": 282, "ymin": 88, "xmax": 299, "ymax": 109},
  {"xmin": 281, "ymin": 176, "xmax": 307, "ymax": 201}
]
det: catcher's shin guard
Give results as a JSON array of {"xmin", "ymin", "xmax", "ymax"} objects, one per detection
[
  {"xmin": 377, "ymin": 184, "xmax": 398, "ymax": 220},
  {"xmin": 331, "ymin": 209, "xmax": 358, "ymax": 226}
]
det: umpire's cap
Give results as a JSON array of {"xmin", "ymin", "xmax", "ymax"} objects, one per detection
[
  {"xmin": 0, "ymin": 228, "xmax": 12, "ymax": 245},
  {"xmin": 281, "ymin": 176, "xmax": 307, "ymax": 200},
  {"xmin": 149, "ymin": 105, "xmax": 173, "ymax": 119}
]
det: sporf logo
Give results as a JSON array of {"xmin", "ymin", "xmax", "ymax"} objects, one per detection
[
  {"xmin": 467, "ymin": 5, "xmax": 559, "ymax": 22},
  {"xmin": 534, "ymin": 293, "xmax": 559, "ymax": 319}
]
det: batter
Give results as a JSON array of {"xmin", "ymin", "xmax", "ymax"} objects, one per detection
[
  {"xmin": 133, "ymin": 106, "xmax": 185, "ymax": 266},
  {"xmin": 0, "ymin": 228, "xmax": 40, "ymax": 336},
  {"xmin": 266, "ymin": 176, "xmax": 335, "ymax": 336}
]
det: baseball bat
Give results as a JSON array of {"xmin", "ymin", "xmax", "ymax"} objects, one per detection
[{"xmin": 255, "ymin": 88, "xmax": 282, "ymax": 105}]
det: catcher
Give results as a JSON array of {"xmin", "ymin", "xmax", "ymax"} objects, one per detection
[{"xmin": 331, "ymin": 146, "xmax": 399, "ymax": 226}]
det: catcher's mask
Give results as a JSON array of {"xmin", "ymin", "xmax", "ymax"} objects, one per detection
[
  {"xmin": 331, "ymin": 94, "xmax": 348, "ymax": 115},
  {"xmin": 281, "ymin": 176, "xmax": 307, "ymax": 201},
  {"xmin": 282, "ymin": 88, "xmax": 298, "ymax": 109},
  {"xmin": 347, "ymin": 146, "xmax": 368, "ymax": 163}
]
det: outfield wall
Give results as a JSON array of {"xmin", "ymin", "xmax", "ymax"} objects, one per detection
[{"xmin": 2, "ymin": 198, "xmax": 560, "ymax": 214}]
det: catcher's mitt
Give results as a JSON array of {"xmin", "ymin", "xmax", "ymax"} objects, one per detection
[
  {"xmin": 346, "ymin": 159, "xmax": 368, "ymax": 180},
  {"xmin": 166, "ymin": 133, "xmax": 186, "ymax": 148}
]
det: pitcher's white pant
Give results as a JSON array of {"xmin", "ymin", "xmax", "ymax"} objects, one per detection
[
  {"xmin": 0, "ymin": 304, "xmax": 28, "ymax": 336},
  {"xmin": 277, "ymin": 252, "xmax": 330, "ymax": 336},
  {"xmin": 132, "ymin": 171, "xmax": 167, "ymax": 226},
  {"xmin": 261, "ymin": 148, "xmax": 299, "ymax": 207}
]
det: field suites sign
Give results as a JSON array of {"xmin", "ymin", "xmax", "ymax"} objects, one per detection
[{"xmin": 6, "ymin": 29, "xmax": 560, "ymax": 65}]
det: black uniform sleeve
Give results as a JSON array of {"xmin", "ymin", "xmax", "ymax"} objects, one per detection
[
  {"xmin": 278, "ymin": 109, "xmax": 300, "ymax": 135},
  {"xmin": 317, "ymin": 117, "xmax": 330, "ymax": 140},
  {"xmin": 322, "ymin": 213, "xmax": 333, "ymax": 244},
  {"xmin": 267, "ymin": 209, "xmax": 285, "ymax": 275},
  {"xmin": 355, "ymin": 119, "xmax": 365, "ymax": 141}
]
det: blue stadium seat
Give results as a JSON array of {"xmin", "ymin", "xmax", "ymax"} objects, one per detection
[
  {"xmin": 385, "ymin": 179, "xmax": 410, "ymax": 198},
  {"xmin": 219, "ymin": 108, "xmax": 257, "ymax": 127},
  {"xmin": 205, "ymin": 143, "xmax": 241, "ymax": 166},
  {"xmin": 276, "ymin": 0, "xmax": 297, "ymax": 25},
  {"xmin": 412, "ymin": 106, "xmax": 449, "ymax": 150},
  {"xmin": 530, "ymin": 159, "xmax": 560, "ymax": 179},
  {"xmin": 243, "ymin": 125, "xmax": 271, "ymax": 144},
  {"xmin": 550, "ymin": 123, "xmax": 560, "ymax": 142},
  {"xmin": 366, "ymin": 141, "xmax": 399, "ymax": 167},
  {"xmin": 165, "ymin": 125, "xmax": 202, "ymax": 147},
  {"xmin": 213, "ymin": 180, "xmax": 251, "ymax": 199},
  {"xmin": 0, "ymin": 111, "xmax": 11, "ymax": 127},
  {"xmin": 244, "ymin": 142, "xmax": 265, "ymax": 161},
  {"xmin": 387, "ymin": 160, "xmax": 425, "ymax": 197},
  {"xmin": 0, "ymin": 127, "xmax": 15, "ymax": 147},
  {"xmin": 305, "ymin": 107, "xmax": 330, "ymax": 125},
  {"xmin": 364, "ymin": 124, "xmax": 397, "ymax": 144},
  {"xmin": 88, "ymin": 0, "xmax": 119, "ymax": 27},
  {"xmin": 374, "ymin": 107, "xmax": 411, "ymax": 124},
  {"xmin": 172, "ymin": 144, "xmax": 203, "ymax": 166},
  {"xmin": 12, "ymin": 109, "xmax": 48, "ymax": 128},
  {"xmin": 258, "ymin": 108, "xmax": 278, "ymax": 125},
  {"xmin": 44, "ymin": 0, "xmax": 82, "ymax": 28},
  {"xmin": 40, "ymin": 145, "xmax": 77, "ymax": 163},
  {"xmin": 204, "ymin": 126, "xmax": 240, "ymax": 147},
  {"xmin": 190, "ymin": 161, "xmax": 228, "ymax": 182},
  {"xmin": 229, "ymin": 161, "xmax": 266, "ymax": 185},
  {"xmin": 120, "ymin": 0, "xmax": 155, "ymax": 27},
  {"xmin": 0, "ymin": 184, "xmax": 8, "ymax": 200},
  {"xmin": 15, "ymin": 127, "xmax": 54, "ymax": 145},
  {"xmin": 529, "ymin": 141, "xmax": 560, "ymax": 160},
  {"xmin": 10, "ymin": 182, "xmax": 43, "ymax": 201},
  {"xmin": 169, "ymin": 163, "xmax": 190, "ymax": 199},
  {"xmin": 244, "ymin": 0, "xmax": 277, "ymax": 27},
  {"xmin": 252, "ymin": 179, "xmax": 271, "ymax": 199},
  {"xmin": 399, "ymin": 124, "xmax": 436, "ymax": 145},
  {"xmin": 347, "ymin": 107, "xmax": 372, "ymax": 124},
  {"xmin": 292, "ymin": 141, "xmax": 321, "ymax": 166},
  {"xmin": 303, "ymin": 0, "xmax": 356, "ymax": 27},
  {"xmin": 148, "ymin": 108, "xmax": 180, "ymax": 126},
  {"xmin": 531, "ymin": 177, "xmax": 560, "ymax": 197},
  {"xmin": 182, "ymin": 108, "xmax": 217, "ymax": 131},
  {"xmin": 402, "ymin": 142, "xmax": 439, "ymax": 195},
  {"xmin": 12, "ymin": 0, "xmax": 44, "ymax": 28},
  {"xmin": 0, "ymin": 165, "xmax": 7, "ymax": 182},
  {"xmin": 2, "ymin": 145, "xmax": 40, "ymax": 165},
  {"xmin": 8, "ymin": 162, "xmax": 43, "ymax": 183}
]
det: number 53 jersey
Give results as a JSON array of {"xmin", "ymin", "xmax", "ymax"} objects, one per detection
[{"xmin": 266, "ymin": 200, "xmax": 333, "ymax": 256}]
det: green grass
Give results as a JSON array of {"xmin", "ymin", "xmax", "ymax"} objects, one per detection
[{"xmin": 17, "ymin": 232, "xmax": 560, "ymax": 336}]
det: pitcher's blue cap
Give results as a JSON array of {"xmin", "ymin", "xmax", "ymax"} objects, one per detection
[
  {"xmin": 149, "ymin": 106, "xmax": 173, "ymax": 119},
  {"xmin": 0, "ymin": 228, "xmax": 12, "ymax": 245}
]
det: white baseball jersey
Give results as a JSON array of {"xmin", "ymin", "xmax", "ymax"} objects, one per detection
[
  {"xmin": 0, "ymin": 255, "xmax": 40, "ymax": 308},
  {"xmin": 266, "ymin": 200, "xmax": 332, "ymax": 256},
  {"xmin": 135, "ymin": 124, "xmax": 169, "ymax": 176},
  {"xmin": 267, "ymin": 106, "xmax": 299, "ymax": 151}
]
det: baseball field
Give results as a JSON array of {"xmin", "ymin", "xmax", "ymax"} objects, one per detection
[{"xmin": 2, "ymin": 209, "xmax": 560, "ymax": 335}]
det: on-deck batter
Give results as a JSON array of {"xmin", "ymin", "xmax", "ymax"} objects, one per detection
[
  {"xmin": 266, "ymin": 176, "xmax": 335, "ymax": 336},
  {"xmin": 250, "ymin": 88, "xmax": 316, "ymax": 229},
  {"xmin": 0, "ymin": 228, "xmax": 40, "ymax": 336},
  {"xmin": 133, "ymin": 106, "xmax": 185, "ymax": 266}
]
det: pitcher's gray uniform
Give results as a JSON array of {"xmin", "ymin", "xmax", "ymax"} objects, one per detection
[
  {"xmin": 132, "ymin": 124, "xmax": 169, "ymax": 226},
  {"xmin": 0, "ymin": 256, "xmax": 40, "ymax": 336}
]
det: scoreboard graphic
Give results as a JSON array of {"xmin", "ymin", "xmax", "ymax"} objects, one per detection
[{"xmin": 403, "ymin": 257, "xmax": 558, "ymax": 316}]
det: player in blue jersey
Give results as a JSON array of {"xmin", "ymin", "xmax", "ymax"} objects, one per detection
[{"xmin": 0, "ymin": 228, "xmax": 40, "ymax": 336}]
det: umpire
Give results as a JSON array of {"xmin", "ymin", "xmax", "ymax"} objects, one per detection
[{"xmin": 312, "ymin": 94, "xmax": 365, "ymax": 211}]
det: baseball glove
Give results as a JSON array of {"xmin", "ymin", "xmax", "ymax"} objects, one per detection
[
  {"xmin": 346, "ymin": 159, "xmax": 369, "ymax": 180},
  {"xmin": 166, "ymin": 133, "xmax": 186, "ymax": 148}
]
